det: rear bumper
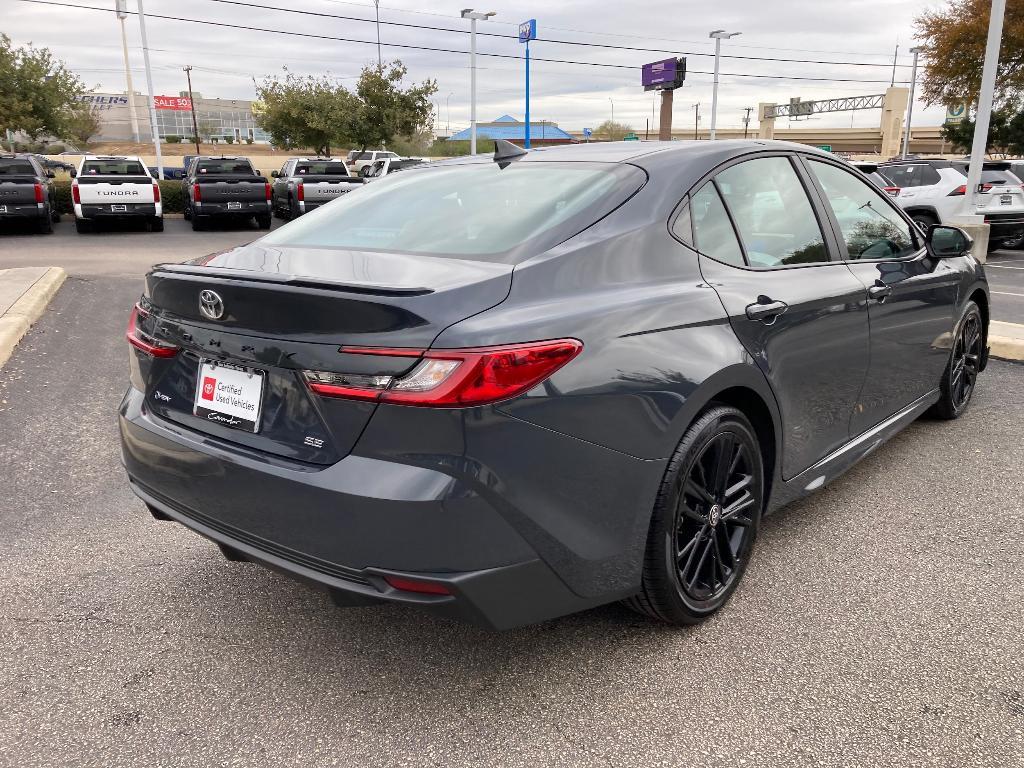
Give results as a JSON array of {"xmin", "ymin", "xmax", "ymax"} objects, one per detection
[
  {"xmin": 0, "ymin": 203, "xmax": 46, "ymax": 219},
  {"xmin": 119, "ymin": 387, "xmax": 658, "ymax": 628},
  {"xmin": 982, "ymin": 212, "xmax": 1024, "ymax": 239},
  {"xmin": 79, "ymin": 203, "xmax": 157, "ymax": 219},
  {"xmin": 194, "ymin": 201, "xmax": 271, "ymax": 217}
]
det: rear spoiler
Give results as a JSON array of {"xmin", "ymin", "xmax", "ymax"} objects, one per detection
[{"xmin": 151, "ymin": 263, "xmax": 433, "ymax": 297}]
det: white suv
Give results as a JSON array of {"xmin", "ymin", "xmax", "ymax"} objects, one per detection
[
  {"xmin": 880, "ymin": 159, "xmax": 1024, "ymax": 249},
  {"xmin": 345, "ymin": 150, "xmax": 399, "ymax": 176}
]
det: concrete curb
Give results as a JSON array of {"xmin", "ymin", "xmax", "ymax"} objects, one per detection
[
  {"xmin": 0, "ymin": 267, "xmax": 67, "ymax": 370},
  {"xmin": 989, "ymin": 336, "xmax": 1024, "ymax": 362}
]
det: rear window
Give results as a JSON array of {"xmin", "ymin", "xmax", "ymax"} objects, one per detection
[
  {"xmin": 0, "ymin": 161, "xmax": 37, "ymax": 175},
  {"xmin": 980, "ymin": 170, "xmax": 1017, "ymax": 184},
  {"xmin": 260, "ymin": 161, "xmax": 645, "ymax": 262},
  {"xmin": 295, "ymin": 162, "xmax": 349, "ymax": 176},
  {"xmin": 195, "ymin": 160, "xmax": 254, "ymax": 175},
  {"xmin": 82, "ymin": 160, "xmax": 146, "ymax": 175}
]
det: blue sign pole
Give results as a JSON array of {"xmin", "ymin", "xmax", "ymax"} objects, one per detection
[{"xmin": 519, "ymin": 20, "xmax": 536, "ymax": 149}]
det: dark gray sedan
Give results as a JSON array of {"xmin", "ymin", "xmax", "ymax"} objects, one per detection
[{"xmin": 120, "ymin": 140, "xmax": 989, "ymax": 629}]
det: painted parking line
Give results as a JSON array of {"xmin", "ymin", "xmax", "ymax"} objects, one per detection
[
  {"xmin": 992, "ymin": 291, "xmax": 1024, "ymax": 297},
  {"xmin": 986, "ymin": 264, "xmax": 1024, "ymax": 270}
]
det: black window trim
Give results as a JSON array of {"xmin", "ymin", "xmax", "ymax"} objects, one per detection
[{"xmin": 796, "ymin": 153, "xmax": 927, "ymax": 266}]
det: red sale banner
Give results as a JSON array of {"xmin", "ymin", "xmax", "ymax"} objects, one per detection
[{"xmin": 154, "ymin": 95, "xmax": 193, "ymax": 111}]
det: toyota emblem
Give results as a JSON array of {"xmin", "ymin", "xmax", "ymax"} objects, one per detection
[{"xmin": 199, "ymin": 289, "xmax": 225, "ymax": 320}]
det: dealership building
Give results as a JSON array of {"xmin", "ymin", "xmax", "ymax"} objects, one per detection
[{"xmin": 78, "ymin": 92, "xmax": 271, "ymax": 144}]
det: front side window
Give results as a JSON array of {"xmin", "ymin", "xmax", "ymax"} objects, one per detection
[
  {"xmin": 715, "ymin": 157, "xmax": 829, "ymax": 268},
  {"xmin": 690, "ymin": 183, "xmax": 744, "ymax": 267},
  {"xmin": 808, "ymin": 160, "xmax": 918, "ymax": 261}
]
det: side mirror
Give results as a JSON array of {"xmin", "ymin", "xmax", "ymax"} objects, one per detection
[
  {"xmin": 927, "ymin": 225, "xmax": 972, "ymax": 258},
  {"xmin": 46, "ymin": 171, "xmax": 56, "ymax": 178},
  {"xmin": 69, "ymin": 169, "xmax": 77, "ymax": 178},
  {"xmin": 254, "ymin": 169, "xmax": 261, "ymax": 176},
  {"xmin": 271, "ymin": 170, "xmax": 279, "ymax": 177}
]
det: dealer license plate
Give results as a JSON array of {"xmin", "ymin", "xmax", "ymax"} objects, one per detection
[
  {"xmin": 1001, "ymin": 194, "xmax": 1013, "ymax": 205},
  {"xmin": 193, "ymin": 360, "xmax": 265, "ymax": 432},
  {"xmin": 111, "ymin": 204, "xmax": 127, "ymax": 212},
  {"xmin": 227, "ymin": 201, "xmax": 242, "ymax": 210}
]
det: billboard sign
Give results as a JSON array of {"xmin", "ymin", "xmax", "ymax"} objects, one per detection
[
  {"xmin": 945, "ymin": 103, "xmax": 967, "ymax": 124},
  {"xmin": 642, "ymin": 58, "xmax": 685, "ymax": 91},
  {"xmin": 518, "ymin": 19, "xmax": 536, "ymax": 43},
  {"xmin": 154, "ymin": 95, "xmax": 192, "ymax": 111}
]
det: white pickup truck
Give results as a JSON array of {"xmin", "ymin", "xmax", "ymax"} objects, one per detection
[{"xmin": 71, "ymin": 155, "xmax": 163, "ymax": 233}]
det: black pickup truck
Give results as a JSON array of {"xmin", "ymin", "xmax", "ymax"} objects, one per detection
[
  {"xmin": 0, "ymin": 155, "xmax": 59, "ymax": 234},
  {"xmin": 182, "ymin": 156, "xmax": 272, "ymax": 231}
]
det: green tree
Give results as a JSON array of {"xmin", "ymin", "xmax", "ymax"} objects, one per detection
[
  {"xmin": 63, "ymin": 104, "xmax": 100, "ymax": 148},
  {"xmin": 594, "ymin": 120, "xmax": 633, "ymax": 141},
  {"xmin": 915, "ymin": 0, "xmax": 1024, "ymax": 108},
  {"xmin": 345, "ymin": 61, "xmax": 437, "ymax": 152},
  {"xmin": 255, "ymin": 70, "xmax": 356, "ymax": 155},
  {"xmin": 941, "ymin": 107, "xmax": 1024, "ymax": 155},
  {"xmin": 0, "ymin": 34, "xmax": 91, "ymax": 142}
]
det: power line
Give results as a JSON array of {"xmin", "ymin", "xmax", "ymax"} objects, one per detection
[{"xmin": 15, "ymin": 0, "xmax": 909, "ymax": 84}]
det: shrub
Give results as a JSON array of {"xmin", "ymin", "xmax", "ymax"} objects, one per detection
[
  {"xmin": 245, "ymin": 137, "xmax": 254, "ymax": 145},
  {"xmin": 165, "ymin": 135, "xmax": 182, "ymax": 144},
  {"xmin": 224, "ymin": 135, "xmax": 234, "ymax": 144},
  {"xmin": 52, "ymin": 179, "xmax": 185, "ymax": 214}
]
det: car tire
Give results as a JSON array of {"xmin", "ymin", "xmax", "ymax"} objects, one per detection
[
  {"xmin": 74, "ymin": 218, "xmax": 91, "ymax": 234},
  {"xmin": 624, "ymin": 405, "xmax": 763, "ymax": 626},
  {"xmin": 183, "ymin": 204, "xmax": 192, "ymax": 221},
  {"xmin": 50, "ymin": 207, "xmax": 60, "ymax": 223},
  {"xmin": 929, "ymin": 300, "xmax": 984, "ymax": 420},
  {"xmin": 150, "ymin": 217, "xmax": 164, "ymax": 232},
  {"xmin": 256, "ymin": 213, "xmax": 272, "ymax": 230},
  {"xmin": 1001, "ymin": 234, "xmax": 1024, "ymax": 250},
  {"xmin": 37, "ymin": 216, "xmax": 53, "ymax": 234},
  {"xmin": 289, "ymin": 197, "xmax": 301, "ymax": 220},
  {"xmin": 191, "ymin": 215, "xmax": 206, "ymax": 231},
  {"xmin": 911, "ymin": 212, "xmax": 938, "ymax": 233},
  {"xmin": 272, "ymin": 199, "xmax": 283, "ymax": 219}
]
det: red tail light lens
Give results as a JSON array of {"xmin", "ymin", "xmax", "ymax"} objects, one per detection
[
  {"xmin": 296, "ymin": 182, "xmax": 304, "ymax": 202},
  {"xmin": 948, "ymin": 185, "xmax": 967, "ymax": 196},
  {"xmin": 304, "ymin": 339, "xmax": 583, "ymax": 407},
  {"xmin": 126, "ymin": 304, "xmax": 179, "ymax": 358},
  {"xmin": 152, "ymin": 182, "xmax": 161, "ymax": 203},
  {"xmin": 193, "ymin": 183, "xmax": 201, "ymax": 202},
  {"xmin": 383, "ymin": 575, "xmax": 452, "ymax": 595},
  {"xmin": 71, "ymin": 183, "xmax": 80, "ymax": 204},
  {"xmin": 883, "ymin": 186, "xmax": 900, "ymax": 197},
  {"xmin": 264, "ymin": 182, "xmax": 272, "ymax": 200},
  {"xmin": 34, "ymin": 183, "xmax": 44, "ymax": 203}
]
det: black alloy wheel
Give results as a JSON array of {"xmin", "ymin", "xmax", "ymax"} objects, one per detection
[
  {"xmin": 931, "ymin": 300, "xmax": 984, "ymax": 420},
  {"xmin": 626, "ymin": 406, "xmax": 763, "ymax": 625}
]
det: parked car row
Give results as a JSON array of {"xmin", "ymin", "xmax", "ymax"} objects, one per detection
[{"xmin": 0, "ymin": 154, "xmax": 61, "ymax": 233}]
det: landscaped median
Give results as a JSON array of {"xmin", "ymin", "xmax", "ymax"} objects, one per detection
[
  {"xmin": 990, "ymin": 321, "xmax": 1024, "ymax": 363},
  {"xmin": 0, "ymin": 267, "xmax": 67, "ymax": 370}
]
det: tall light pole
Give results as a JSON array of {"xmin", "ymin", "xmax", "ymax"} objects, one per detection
[
  {"xmin": 136, "ymin": 0, "xmax": 163, "ymax": 180},
  {"xmin": 461, "ymin": 9, "xmax": 495, "ymax": 155},
  {"xmin": 608, "ymin": 97, "xmax": 614, "ymax": 125},
  {"xmin": 693, "ymin": 103, "xmax": 700, "ymax": 139},
  {"xmin": 961, "ymin": 0, "xmax": 1006, "ymax": 218},
  {"xmin": 114, "ymin": 0, "xmax": 140, "ymax": 143},
  {"xmin": 446, "ymin": 92, "xmax": 453, "ymax": 137},
  {"xmin": 374, "ymin": 0, "xmax": 382, "ymax": 69},
  {"xmin": 709, "ymin": 29, "xmax": 741, "ymax": 141},
  {"xmin": 902, "ymin": 47, "xmax": 923, "ymax": 158},
  {"xmin": 183, "ymin": 66, "xmax": 201, "ymax": 156}
]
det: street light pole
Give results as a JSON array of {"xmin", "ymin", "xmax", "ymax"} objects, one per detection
[
  {"xmin": 446, "ymin": 92, "xmax": 452, "ymax": 137},
  {"xmin": 114, "ymin": 0, "xmax": 140, "ymax": 143},
  {"xmin": 374, "ymin": 0, "xmax": 382, "ymax": 69},
  {"xmin": 461, "ymin": 9, "xmax": 496, "ymax": 155},
  {"xmin": 902, "ymin": 47, "xmax": 923, "ymax": 158},
  {"xmin": 183, "ymin": 66, "xmax": 201, "ymax": 156},
  {"xmin": 709, "ymin": 29, "xmax": 741, "ymax": 141},
  {"xmin": 609, "ymin": 97, "xmax": 614, "ymax": 126},
  {"xmin": 136, "ymin": 0, "xmax": 163, "ymax": 180},
  {"xmin": 693, "ymin": 103, "xmax": 700, "ymax": 140}
]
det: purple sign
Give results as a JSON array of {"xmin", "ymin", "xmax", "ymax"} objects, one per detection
[{"xmin": 642, "ymin": 57, "xmax": 685, "ymax": 90}]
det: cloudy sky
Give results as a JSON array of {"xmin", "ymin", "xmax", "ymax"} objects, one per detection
[{"xmin": 8, "ymin": 0, "xmax": 950, "ymax": 133}]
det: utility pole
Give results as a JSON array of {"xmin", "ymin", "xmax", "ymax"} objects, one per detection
[
  {"xmin": 183, "ymin": 66, "xmax": 201, "ymax": 156},
  {"xmin": 136, "ymin": 0, "xmax": 163, "ymax": 180},
  {"xmin": 374, "ymin": 0, "xmax": 382, "ymax": 69},
  {"xmin": 742, "ymin": 106, "xmax": 753, "ymax": 139},
  {"xmin": 461, "ymin": 9, "xmax": 496, "ymax": 155},
  {"xmin": 890, "ymin": 43, "xmax": 899, "ymax": 87},
  {"xmin": 609, "ymin": 97, "xmax": 614, "ymax": 126},
  {"xmin": 709, "ymin": 29, "xmax": 741, "ymax": 140},
  {"xmin": 901, "ymin": 48, "xmax": 923, "ymax": 158},
  {"xmin": 693, "ymin": 103, "xmax": 700, "ymax": 140},
  {"xmin": 115, "ymin": 0, "xmax": 140, "ymax": 143}
]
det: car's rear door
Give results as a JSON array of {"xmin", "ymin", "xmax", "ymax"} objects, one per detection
[
  {"xmin": 802, "ymin": 157, "xmax": 960, "ymax": 436},
  {"xmin": 691, "ymin": 154, "xmax": 871, "ymax": 479}
]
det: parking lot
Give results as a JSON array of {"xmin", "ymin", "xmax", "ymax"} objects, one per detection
[{"xmin": 0, "ymin": 224, "xmax": 1022, "ymax": 766}]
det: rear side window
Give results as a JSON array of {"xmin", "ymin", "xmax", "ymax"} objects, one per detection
[
  {"xmin": 260, "ymin": 161, "xmax": 645, "ymax": 262},
  {"xmin": 884, "ymin": 164, "xmax": 941, "ymax": 188},
  {"xmin": 82, "ymin": 160, "xmax": 146, "ymax": 175},
  {"xmin": 808, "ymin": 160, "xmax": 918, "ymax": 260},
  {"xmin": 715, "ymin": 157, "xmax": 829, "ymax": 268},
  {"xmin": 690, "ymin": 183, "xmax": 744, "ymax": 266},
  {"xmin": 0, "ymin": 161, "xmax": 36, "ymax": 175}
]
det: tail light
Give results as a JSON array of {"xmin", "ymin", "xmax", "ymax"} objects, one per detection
[
  {"xmin": 304, "ymin": 339, "xmax": 583, "ymax": 407},
  {"xmin": 34, "ymin": 183, "xmax": 44, "ymax": 203},
  {"xmin": 948, "ymin": 185, "xmax": 966, "ymax": 196},
  {"xmin": 883, "ymin": 186, "xmax": 900, "ymax": 197},
  {"xmin": 383, "ymin": 575, "xmax": 451, "ymax": 596},
  {"xmin": 193, "ymin": 183, "xmax": 201, "ymax": 202},
  {"xmin": 296, "ymin": 182, "xmax": 304, "ymax": 202},
  {"xmin": 71, "ymin": 183, "xmax": 80, "ymax": 204},
  {"xmin": 126, "ymin": 304, "xmax": 179, "ymax": 358},
  {"xmin": 152, "ymin": 182, "xmax": 161, "ymax": 203},
  {"xmin": 980, "ymin": 183, "xmax": 994, "ymax": 193},
  {"xmin": 264, "ymin": 182, "xmax": 272, "ymax": 200}
]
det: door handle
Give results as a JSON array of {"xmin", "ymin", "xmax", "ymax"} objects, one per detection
[
  {"xmin": 868, "ymin": 282, "xmax": 893, "ymax": 302},
  {"xmin": 745, "ymin": 298, "xmax": 789, "ymax": 324}
]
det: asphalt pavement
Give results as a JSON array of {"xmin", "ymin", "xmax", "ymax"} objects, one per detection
[
  {"xmin": 0, "ymin": 222, "xmax": 1022, "ymax": 767},
  {"xmin": 987, "ymin": 249, "xmax": 1024, "ymax": 324}
]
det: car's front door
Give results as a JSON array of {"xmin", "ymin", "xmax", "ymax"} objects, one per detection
[
  {"xmin": 272, "ymin": 161, "xmax": 292, "ymax": 208},
  {"xmin": 690, "ymin": 155, "xmax": 871, "ymax": 479},
  {"xmin": 802, "ymin": 157, "xmax": 960, "ymax": 435}
]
